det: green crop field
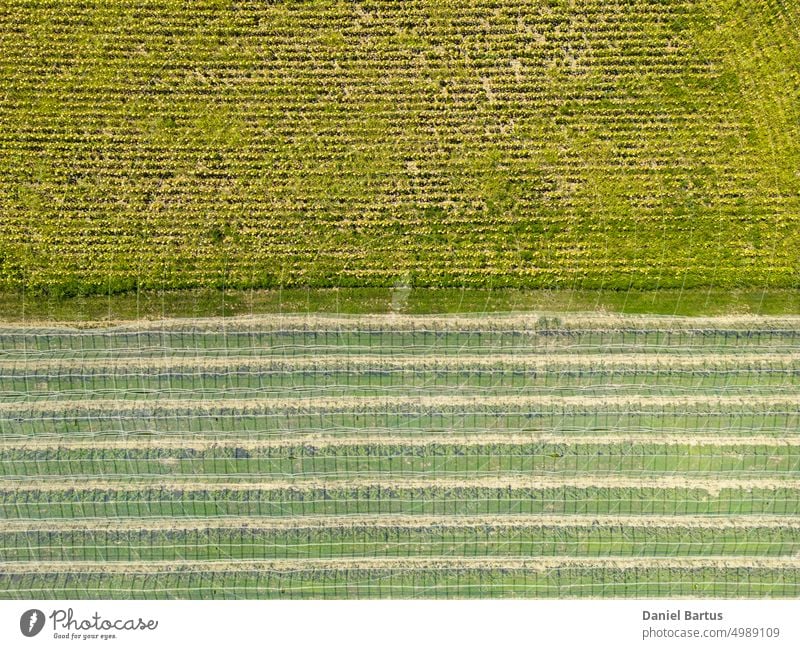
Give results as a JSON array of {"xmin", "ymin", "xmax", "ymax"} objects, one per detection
[
  {"xmin": 1, "ymin": 314, "xmax": 799, "ymax": 598},
  {"xmin": 1, "ymin": 0, "xmax": 799, "ymax": 296},
  {"xmin": 1, "ymin": 0, "xmax": 799, "ymax": 602}
]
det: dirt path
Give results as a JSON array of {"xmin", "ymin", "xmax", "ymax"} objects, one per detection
[
  {"xmin": 3, "ymin": 352, "xmax": 799, "ymax": 372},
  {"xmin": 0, "ymin": 556, "xmax": 797, "ymax": 574},
  {"xmin": 2, "ymin": 393, "xmax": 799, "ymax": 417},
  {"xmin": 2, "ymin": 433, "xmax": 799, "ymax": 451},
  {"xmin": 3, "ymin": 514, "xmax": 799, "ymax": 533},
  {"xmin": 4, "ymin": 312, "xmax": 800, "ymax": 333},
  {"xmin": 3, "ymin": 475, "xmax": 799, "ymax": 496}
]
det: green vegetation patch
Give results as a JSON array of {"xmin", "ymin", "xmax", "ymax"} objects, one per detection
[
  {"xmin": 1, "ymin": 1, "xmax": 799, "ymax": 296},
  {"xmin": 2, "ymin": 566, "xmax": 797, "ymax": 599}
]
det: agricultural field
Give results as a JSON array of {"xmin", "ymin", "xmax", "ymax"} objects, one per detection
[
  {"xmin": 1, "ymin": 313, "xmax": 799, "ymax": 598},
  {"xmin": 1, "ymin": 0, "xmax": 799, "ymax": 295},
  {"xmin": 1, "ymin": 0, "xmax": 799, "ymax": 602}
]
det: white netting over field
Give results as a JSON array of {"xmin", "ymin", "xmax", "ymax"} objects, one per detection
[{"xmin": 1, "ymin": 314, "xmax": 799, "ymax": 597}]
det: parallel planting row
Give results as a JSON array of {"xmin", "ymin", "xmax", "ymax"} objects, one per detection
[{"xmin": 0, "ymin": 314, "xmax": 798, "ymax": 597}]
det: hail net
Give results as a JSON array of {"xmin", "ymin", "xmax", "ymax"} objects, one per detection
[{"xmin": 1, "ymin": 313, "xmax": 798, "ymax": 598}]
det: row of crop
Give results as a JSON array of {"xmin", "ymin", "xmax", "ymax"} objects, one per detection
[
  {"xmin": 1, "ymin": 565, "xmax": 794, "ymax": 599},
  {"xmin": 2, "ymin": 441, "xmax": 798, "ymax": 478},
  {"xmin": 3, "ymin": 524, "xmax": 799, "ymax": 562},
  {"xmin": 3, "ymin": 410, "xmax": 797, "ymax": 439},
  {"xmin": 1, "ymin": 370, "xmax": 795, "ymax": 397},
  {"xmin": 9, "ymin": 267, "xmax": 796, "ymax": 295},
  {"xmin": 2, "ymin": 378, "xmax": 795, "ymax": 404},
  {"xmin": 3, "ymin": 485, "xmax": 799, "ymax": 518},
  {"xmin": 3, "ymin": 330, "xmax": 798, "ymax": 356},
  {"xmin": 0, "ymin": 0, "xmax": 694, "ymax": 26}
]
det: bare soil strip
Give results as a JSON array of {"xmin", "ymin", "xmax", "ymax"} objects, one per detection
[
  {"xmin": 4, "ymin": 313, "xmax": 800, "ymax": 333},
  {"xmin": 2, "ymin": 394, "xmax": 799, "ymax": 417},
  {"xmin": 2, "ymin": 514, "xmax": 799, "ymax": 533},
  {"xmin": 3, "ymin": 353, "xmax": 799, "ymax": 372},
  {"xmin": 2, "ymin": 433, "xmax": 799, "ymax": 451},
  {"xmin": 0, "ymin": 557, "xmax": 797, "ymax": 574},
  {"xmin": 3, "ymin": 476, "xmax": 799, "ymax": 496}
]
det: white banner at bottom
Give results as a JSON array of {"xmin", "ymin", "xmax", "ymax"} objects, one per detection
[{"xmin": 0, "ymin": 600, "xmax": 797, "ymax": 649}]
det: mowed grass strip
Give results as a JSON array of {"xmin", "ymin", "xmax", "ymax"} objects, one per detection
[
  {"xmin": 4, "ymin": 352, "xmax": 800, "ymax": 371},
  {"xmin": 4, "ymin": 288, "xmax": 800, "ymax": 322},
  {"xmin": 4, "ymin": 514, "xmax": 798, "ymax": 531},
  {"xmin": 4, "ymin": 393, "xmax": 798, "ymax": 414},
  {"xmin": 3, "ymin": 557, "xmax": 799, "ymax": 571},
  {"xmin": 5, "ymin": 314, "xmax": 800, "ymax": 333}
]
